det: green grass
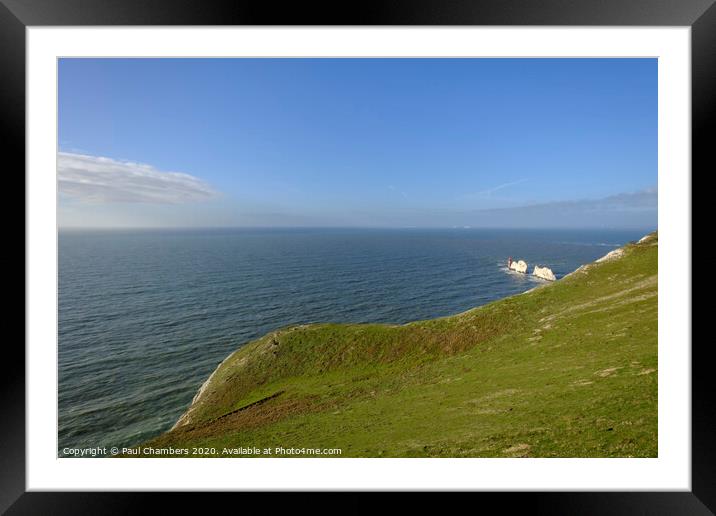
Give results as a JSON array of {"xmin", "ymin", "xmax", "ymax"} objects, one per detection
[{"xmin": 137, "ymin": 232, "xmax": 657, "ymax": 458}]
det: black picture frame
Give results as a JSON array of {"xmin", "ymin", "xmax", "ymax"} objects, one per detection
[{"xmin": 6, "ymin": 0, "xmax": 709, "ymax": 513}]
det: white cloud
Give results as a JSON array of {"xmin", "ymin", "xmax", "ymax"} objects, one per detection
[{"xmin": 58, "ymin": 152, "xmax": 218, "ymax": 204}]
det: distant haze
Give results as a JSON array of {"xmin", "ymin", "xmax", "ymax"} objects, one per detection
[{"xmin": 58, "ymin": 58, "xmax": 657, "ymax": 230}]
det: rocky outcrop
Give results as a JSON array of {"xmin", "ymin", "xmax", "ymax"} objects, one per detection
[
  {"xmin": 533, "ymin": 265, "xmax": 556, "ymax": 281},
  {"xmin": 637, "ymin": 233, "xmax": 658, "ymax": 245},
  {"xmin": 595, "ymin": 248, "xmax": 624, "ymax": 263},
  {"xmin": 508, "ymin": 259, "xmax": 528, "ymax": 274}
]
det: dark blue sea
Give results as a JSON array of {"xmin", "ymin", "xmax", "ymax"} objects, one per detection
[{"xmin": 58, "ymin": 227, "xmax": 648, "ymax": 456}]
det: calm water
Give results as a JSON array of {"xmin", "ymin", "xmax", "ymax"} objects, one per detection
[{"xmin": 58, "ymin": 227, "xmax": 647, "ymax": 456}]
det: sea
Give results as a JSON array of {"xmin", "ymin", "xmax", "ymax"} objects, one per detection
[{"xmin": 58, "ymin": 227, "xmax": 648, "ymax": 456}]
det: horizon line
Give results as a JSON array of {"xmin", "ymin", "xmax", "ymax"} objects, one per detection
[{"xmin": 57, "ymin": 225, "xmax": 658, "ymax": 231}]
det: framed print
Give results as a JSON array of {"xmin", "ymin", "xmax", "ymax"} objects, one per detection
[{"xmin": 7, "ymin": 0, "xmax": 711, "ymax": 512}]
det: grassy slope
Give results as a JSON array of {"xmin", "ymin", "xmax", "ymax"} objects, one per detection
[{"xmin": 141, "ymin": 232, "xmax": 658, "ymax": 457}]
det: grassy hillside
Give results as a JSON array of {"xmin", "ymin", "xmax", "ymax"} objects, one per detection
[{"xmin": 139, "ymin": 232, "xmax": 657, "ymax": 457}]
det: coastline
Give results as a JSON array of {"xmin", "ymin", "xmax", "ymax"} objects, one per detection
[{"xmin": 165, "ymin": 232, "xmax": 657, "ymax": 448}]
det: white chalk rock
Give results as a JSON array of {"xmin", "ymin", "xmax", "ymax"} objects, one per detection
[
  {"xmin": 595, "ymin": 248, "xmax": 624, "ymax": 263},
  {"xmin": 509, "ymin": 259, "xmax": 528, "ymax": 274},
  {"xmin": 533, "ymin": 265, "xmax": 556, "ymax": 281}
]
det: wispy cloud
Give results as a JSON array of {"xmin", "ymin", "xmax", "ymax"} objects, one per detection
[
  {"xmin": 470, "ymin": 178, "xmax": 529, "ymax": 197},
  {"xmin": 456, "ymin": 188, "xmax": 658, "ymax": 228},
  {"xmin": 58, "ymin": 152, "xmax": 218, "ymax": 204},
  {"xmin": 344, "ymin": 188, "xmax": 657, "ymax": 228}
]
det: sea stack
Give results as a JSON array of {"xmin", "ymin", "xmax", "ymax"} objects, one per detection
[
  {"xmin": 533, "ymin": 265, "xmax": 556, "ymax": 281},
  {"xmin": 508, "ymin": 257, "xmax": 528, "ymax": 274}
]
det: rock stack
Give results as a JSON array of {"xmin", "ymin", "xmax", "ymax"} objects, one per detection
[
  {"xmin": 507, "ymin": 257, "xmax": 557, "ymax": 281},
  {"xmin": 507, "ymin": 257, "xmax": 528, "ymax": 274},
  {"xmin": 532, "ymin": 265, "xmax": 556, "ymax": 281}
]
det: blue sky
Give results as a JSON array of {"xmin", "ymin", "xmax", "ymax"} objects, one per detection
[{"xmin": 58, "ymin": 58, "xmax": 657, "ymax": 228}]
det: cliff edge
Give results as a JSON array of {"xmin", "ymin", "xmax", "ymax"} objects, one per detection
[{"xmin": 140, "ymin": 232, "xmax": 658, "ymax": 457}]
